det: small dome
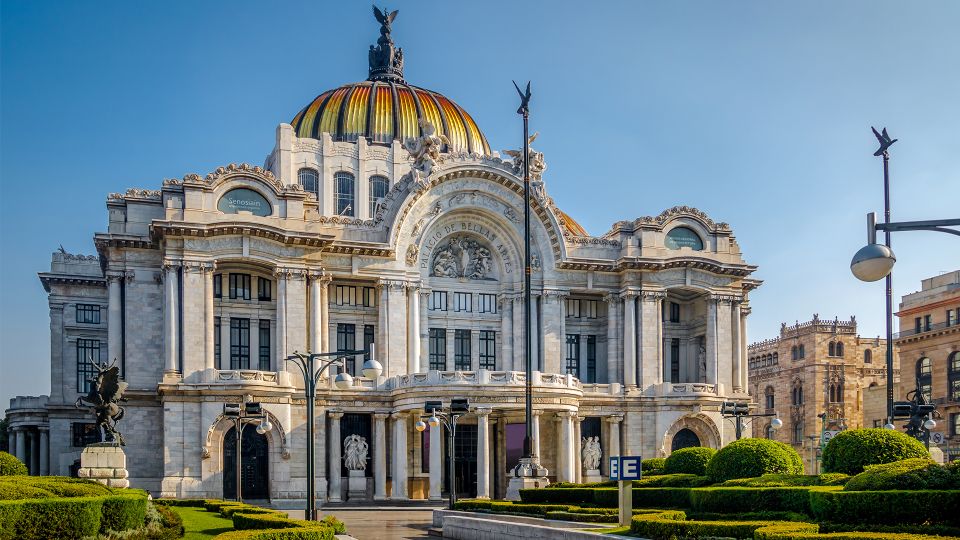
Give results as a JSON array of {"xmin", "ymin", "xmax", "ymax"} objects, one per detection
[{"xmin": 291, "ymin": 81, "xmax": 490, "ymax": 155}]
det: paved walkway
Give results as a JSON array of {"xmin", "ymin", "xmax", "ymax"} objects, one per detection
[{"xmin": 287, "ymin": 507, "xmax": 436, "ymax": 540}]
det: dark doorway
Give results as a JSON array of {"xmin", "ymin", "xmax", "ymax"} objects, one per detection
[
  {"xmin": 223, "ymin": 423, "xmax": 269, "ymax": 500},
  {"xmin": 671, "ymin": 428, "xmax": 700, "ymax": 451},
  {"xmin": 340, "ymin": 413, "xmax": 373, "ymax": 477},
  {"xmin": 453, "ymin": 424, "xmax": 477, "ymax": 498}
]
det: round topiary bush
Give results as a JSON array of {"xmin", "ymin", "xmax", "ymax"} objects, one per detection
[
  {"xmin": 664, "ymin": 446, "xmax": 716, "ymax": 475},
  {"xmin": 642, "ymin": 457, "xmax": 666, "ymax": 472},
  {"xmin": 705, "ymin": 438, "xmax": 804, "ymax": 482},
  {"xmin": 821, "ymin": 428, "xmax": 929, "ymax": 475},
  {"xmin": 0, "ymin": 451, "xmax": 27, "ymax": 476}
]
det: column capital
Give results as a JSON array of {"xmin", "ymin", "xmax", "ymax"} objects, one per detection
[
  {"xmin": 474, "ymin": 407, "xmax": 492, "ymax": 417},
  {"xmin": 531, "ymin": 409, "xmax": 543, "ymax": 418},
  {"xmin": 306, "ymin": 269, "xmax": 327, "ymax": 280},
  {"xmin": 603, "ymin": 293, "xmax": 621, "ymax": 304},
  {"xmin": 162, "ymin": 260, "xmax": 182, "ymax": 271},
  {"xmin": 640, "ymin": 289, "xmax": 667, "ymax": 301},
  {"xmin": 124, "ymin": 270, "xmax": 136, "ymax": 283},
  {"xmin": 183, "ymin": 260, "xmax": 215, "ymax": 273},
  {"xmin": 405, "ymin": 282, "xmax": 421, "ymax": 293},
  {"xmin": 741, "ymin": 306, "xmax": 752, "ymax": 316},
  {"xmin": 378, "ymin": 279, "xmax": 406, "ymax": 291},
  {"xmin": 542, "ymin": 289, "xmax": 570, "ymax": 302},
  {"xmin": 373, "ymin": 410, "xmax": 391, "ymax": 420},
  {"xmin": 556, "ymin": 410, "xmax": 575, "ymax": 418},
  {"xmin": 709, "ymin": 293, "xmax": 741, "ymax": 304},
  {"xmin": 390, "ymin": 410, "xmax": 409, "ymax": 420},
  {"xmin": 619, "ymin": 290, "xmax": 638, "ymax": 301},
  {"xmin": 276, "ymin": 267, "xmax": 308, "ymax": 280},
  {"xmin": 105, "ymin": 272, "xmax": 125, "ymax": 284},
  {"xmin": 328, "ymin": 409, "xmax": 344, "ymax": 420},
  {"xmin": 604, "ymin": 413, "xmax": 624, "ymax": 424}
]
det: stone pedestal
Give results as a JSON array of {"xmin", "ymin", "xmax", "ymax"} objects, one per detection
[
  {"xmin": 583, "ymin": 468, "xmax": 603, "ymax": 484},
  {"xmin": 78, "ymin": 443, "xmax": 130, "ymax": 488},
  {"xmin": 347, "ymin": 470, "xmax": 367, "ymax": 500},
  {"xmin": 505, "ymin": 457, "xmax": 550, "ymax": 501}
]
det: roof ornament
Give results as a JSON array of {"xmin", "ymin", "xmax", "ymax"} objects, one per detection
[{"xmin": 368, "ymin": 6, "xmax": 404, "ymax": 82}]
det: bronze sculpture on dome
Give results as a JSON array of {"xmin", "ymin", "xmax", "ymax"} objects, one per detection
[
  {"xmin": 369, "ymin": 6, "xmax": 404, "ymax": 81},
  {"xmin": 75, "ymin": 360, "xmax": 128, "ymax": 445}
]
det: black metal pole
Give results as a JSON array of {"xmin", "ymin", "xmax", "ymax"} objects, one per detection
[
  {"xmin": 735, "ymin": 415, "xmax": 743, "ymax": 440},
  {"xmin": 447, "ymin": 422, "xmax": 457, "ymax": 509},
  {"xmin": 306, "ymin": 355, "xmax": 315, "ymax": 521},
  {"xmin": 882, "ymin": 150, "xmax": 895, "ymax": 425},
  {"xmin": 520, "ymin": 89, "xmax": 533, "ymax": 460}
]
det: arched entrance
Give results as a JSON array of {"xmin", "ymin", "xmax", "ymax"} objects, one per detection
[
  {"xmin": 671, "ymin": 428, "xmax": 701, "ymax": 451},
  {"xmin": 223, "ymin": 423, "xmax": 269, "ymax": 500}
]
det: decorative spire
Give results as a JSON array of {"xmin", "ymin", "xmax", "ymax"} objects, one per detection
[{"xmin": 368, "ymin": 5, "xmax": 404, "ymax": 82}]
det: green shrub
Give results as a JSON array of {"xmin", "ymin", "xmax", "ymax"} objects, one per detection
[
  {"xmin": 0, "ymin": 476, "xmax": 113, "ymax": 499},
  {"xmin": 719, "ymin": 474, "xmax": 850, "ymax": 488},
  {"xmin": 318, "ymin": 515, "xmax": 345, "ymax": 535},
  {"xmin": 544, "ymin": 510, "xmax": 617, "ymax": 523},
  {"xmin": 665, "ymin": 447, "xmax": 716, "ymax": 476},
  {"xmin": 153, "ymin": 498, "xmax": 210, "ymax": 507},
  {"xmin": 100, "ymin": 492, "xmax": 148, "ymax": 532},
  {"xmin": 233, "ymin": 512, "xmax": 314, "ymax": 530},
  {"xmin": 0, "ymin": 452, "xmax": 27, "ymax": 476},
  {"xmin": 817, "ymin": 473, "xmax": 851, "ymax": 486},
  {"xmin": 518, "ymin": 487, "xmax": 595, "ymax": 505},
  {"xmin": 1, "ymin": 496, "xmax": 104, "ymax": 540},
  {"xmin": 212, "ymin": 528, "xmax": 336, "ymax": 540},
  {"xmin": 706, "ymin": 438, "xmax": 804, "ymax": 482},
  {"xmin": 630, "ymin": 510, "xmax": 819, "ymax": 540},
  {"xmin": 810, "ymin": 489, "xmax": 960, "ymax": 526},
  {"xmin": 642, "ymin": 457, "xmax": 666, "ymax": 472},
  {"xmin": 844, "ymin": 458, "xmax": 960, "ymax": 491},
  {"xmin": 689, "ymin": 486, "xmax": 828, "ymax": 515},
  {"xmin": 635, "ymin": 473, "xmax": 712, "ymax": 488},
  {"xmin": 821, "ymin": 428, "xmax": 929, "ymax": 475}
]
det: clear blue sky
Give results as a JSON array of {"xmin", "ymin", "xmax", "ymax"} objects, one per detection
[{"xmin": 2, "ymin": 1, "xmax": 958, "ymax": 407}]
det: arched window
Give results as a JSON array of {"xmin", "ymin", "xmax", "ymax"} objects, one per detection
[
  {"xmin": 828, "ymin": 342, "xmax": 836, "ymax": 357},
  {"xmin": 368, "ymin": 175, "xmax": 388, "ymax": 217},
  {"xmin": 764, "ymin": 386, "xmax": 775, "ymax": 410},
  {"xmin": 791, "ymin": 346, "xmax": 798, "ymax": 361},
  {"xmin": 298, "ymin": 168, "xmax": 319, "ymax": 195},
  {"xmin": 773, "ymin": 353, "xmax": 779, "ymax": 365},
  {"xmin": 917, "ymin": 357, "xmax": 932, "ymax": 401},
  {"xmin": 864, "ymin": 349, "xmax": 872, "ymax": 363},
  {"xmin": 949, "ymin": 352, "xmax": 960, "ymax": 402},
  {"xmin": 799, "ymin": 344, "xmax": 805, "ymax": 358},
  {"xmin": 829, "ymin": 381, "xmax": 844, "ymax": 403},
  {"xmin": 836, "ymin": 342, "xmax": 844, "ymax": 357},
  {"xmin": 791, "ymin": 381, "xmax": 804, "ymax": 406},
  {"xmin": 334, "ymin": 172, "xmax": 355, "ymax": 216},
  {"xmin": 793, "ymin": 421, "xmax": 803, "ymax": 443}
]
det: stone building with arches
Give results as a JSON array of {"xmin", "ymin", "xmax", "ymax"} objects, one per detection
[
  {"xmin": 747, "ymin": 315, "xmax": 893, "ymax": 472},
  {"xmin": 7, "ymin": 12, "xmax": 758, "ymax": 502}
]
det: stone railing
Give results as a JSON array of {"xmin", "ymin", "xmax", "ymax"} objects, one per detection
[
  {"xmin": 215, "ymin": 369, "xmax": 280, "ymax": 384},
  {"xmin": 580, "ymin": 383, "xmax": 624, "ymax": 395},
  {"xmin": 391, "ymin": 370, "xmax": 581, "ymax": 391},
  {"xmin": 663, "ymin": 382, "xmax": 720, "ymax": 396}
]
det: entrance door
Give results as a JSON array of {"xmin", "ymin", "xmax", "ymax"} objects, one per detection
[
  {"xmin": 453, "ymin": 424, "xmax": 478, "ymax": 498},
  {"xmin": 671, "ymin": 428, "xmax": 700, "ymax": 451},
  {"xmin": 223, "ymin": 423, "xmax": 269, "ymax": 500}
]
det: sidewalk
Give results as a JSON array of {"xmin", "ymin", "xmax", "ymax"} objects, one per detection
[{"xmin": 285, "ymin": 507, "xmax": 436, "ymax": 540}]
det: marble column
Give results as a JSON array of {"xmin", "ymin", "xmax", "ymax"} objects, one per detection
[
  {"xmin": 428, "ymin": 419, "xmax": 442, "ymax": 500},
  {"xmin": 310, "ymin": 274, "xmax": 322, "ymax": 352},
  {"xmin": 374, "ymin": 412, "xmax": 388, "ymax": 500},
  {"xmin": 622, "ymin": 292, "xmax": 637, "ymax": 387},
  {"xmin": 706, "ymin": 297, "xmax": 718, "ymax": 384},
  {"xmin": 107, "ymin": 273, "xmax": 123, "ymax": 364},
  {"xmin": 39, "ymin": 428, "xmax": 49, "ymax": 476},
  {"xmin": 605, "ymin": 414, "xmax": 623, "ymax": 460},
  {"xmin": 553, "ymin": 416, "xmax": 565, "ymax": 482},
  {"xmin": 532, "ymin": 409, "xmax": 542, "ymax": 458},
  {"xmin": 574, "ymin": 415, "xmax": 582, "ymax": 483},
  {"xmin": 740, "ymin": 307, "xmax": 750, "ymax": 391},
  {"xmin": 557, "ymin": 412, "xmax": 575, "ymax": 482},
  {"xmin": 391, "ymin": 412, "xmax": 408, "ymax": 499},
  {"xmin": 476, "ymin": 407, "xmax": 491, "ymax": 499},
  {"xmin": 14, "ymin": 428, "xmax": 26, "ymax": 465},
  {"xmin": 638, "ymin": 292, "xmax": 663, "ymax": 388},
  {"xmin": 499, "ymin": 295, "xmax": 513, "ymax": 371},
  {"xmin": 408, "ymin": 285, "xmax": 420, "ymax": 374},
  {"xmin": 605, "ymin": 294, "xmax": 620, "ymax": 385},
  {"xmin": 320, "ymin": 276, "xmax": 331, "ymax": 353},
  {"xmin": 512, "ymin": 297, "xmax": 524, "ymax": 372},
  {"xmin": 419, "ymin": 290, "xmax": 430, "ymax": 372},
  {"xmin": 163, "ymin": 263, "xmax": 180, "ymax": 375},
  {"xmin": 732, "ymin": 300, "xmax": 742, "ymax": 392},
  {"xmin": 276, "ymin": 270, "xmax": 289, "ymax": 368},
  {"xmin": 542, "ymin": 292, "xmax": 566, "ymax": 374},
  {"xmin": 203, "ymin": 267, "xmax": 215, "ymax": 373},
  {"xmin": 328, "ymin": 410, "xmax": 343, "ymax": 502}
]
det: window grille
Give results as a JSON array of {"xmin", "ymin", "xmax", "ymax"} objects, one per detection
[
  {"xmin": 215, "ymin": 317, "xmax": 221, "ymax": 368},
  {"xmin": 586, "ymin": 335, "xmax": 597, "ymax": 383},
  {"xmin": 230, "ymin": 318, "xmax": 250, "ymax": 369},
  {"xmin": 213, "ymin": 273, "xmax": 222, "ymax": 298},
  {"xmin": 583, "ymin": 300, "xmax": 597, "ymax": 319},
  {"xmin": 258, "ymin": 320, "xmax": 270, "ymax": 371},
  {"xmin": 478, "ymin": 331, "xmax": 496, "ymax": 370},
  {"xmin": 362, "ymin": 287, "xmax": 377, "ymax": 308},
  {"xmin": 454, "ymin": 292, "xmax": 472, "ymax": 312},
  {"xmin": 478, "ymin": 294, "xmax": 497, "ymax": 313},
  {"xmin": 565, "ymin": 299, "xmax": 580, "ymax": 318},
  {"xmin": 335, "ymin": 285, "xmax": 357, "ymax": 306},
  {"xmin": 565, "ymin": 334, "xmax": 580, "ymax": 376},
  {"xmin": 229, "ymin": 274, "xmax": 251, "ymax": 300},
  {"xmin": 429, "ymin": 328, "xmax": 446, "ymax": 370},
  {"xmin": 298, "ymin": 168, "xmax": 319, "ymax": 194},
  {"xmin": 369, "ymin": 175, "xmax": 388, "ymax": 217},
  {"xmin": 430, "ymin": 291, "xmax": 447, "ymax": 311},
  {"xmin": 76, "ymin": 339, "xmax": 101, "ymax": 393},
  {"xmin": 454, "ymin": 329, "xmax": 471, "ymax": 370},
  {"xmin": 334, "ymin": 172, "xmax": 355, "ymax": 216},
  {"xmin": 76, "ymin": 304, "xmax": 100, "ymax": 324},
  {"xmin": 337, "ymin": 324, "xmax": 356, "ymax": 374},
  {"xmin": 257, "ymin": 277, "xmax": 272, "ymax": 301}
]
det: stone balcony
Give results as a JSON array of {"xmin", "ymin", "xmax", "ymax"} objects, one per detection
[{"xmin": 390, "ymin": 370, "xmax": 581, "ymax": 390}]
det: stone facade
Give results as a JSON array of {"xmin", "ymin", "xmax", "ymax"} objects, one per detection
[
  {"xmin": 747, "ymin": 316, "xmax": 892, "ymax": 473},
  {"xmin": 893, "ymin": 271, "xmax": 960, "ymax": 462},
  {"xmin": 5, "ymin": 16, "xmax": 761, "ymax": 503}
]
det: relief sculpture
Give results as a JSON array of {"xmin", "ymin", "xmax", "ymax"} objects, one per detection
[{"xmin": 430, "ymin": 235, "xmax": 496, "ymax": 280}]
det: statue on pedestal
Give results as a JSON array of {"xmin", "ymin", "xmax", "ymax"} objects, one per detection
[{"xmin": 75, "ymin": 360, "xmax": 128, "ymax": 445}]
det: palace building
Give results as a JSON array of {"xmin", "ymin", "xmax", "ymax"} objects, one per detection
[{"xmin": 6, "ymin": 11, "xmax": 759, "ymax": 502}]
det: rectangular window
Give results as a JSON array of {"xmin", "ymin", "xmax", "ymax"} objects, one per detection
[
  {"xmin": 565, "ymin": 298, "xmax": 581, "ymax": 318},
  {"xmin": 76, "ymin": 304, "xmax": 101, "ymax": 324},
  {"xmin": 766, "ymin": 393, "xmax": 775, "ymax": 409},
  {"xmin": 213, "ymin": 273, "xmax": 222, "ymax": 298},
  {"xmin": 335, "ymin": 285, "xmax": 357, "ymax": 306},
  {"xmin": 565, "ymin": 334, "xmax": 581, "ymax": 376},
  {"xmin": 454, "ymin": 292, "xmax": 472, "ymax": 312},
  {"xmin": 478, "ymin": 330, "xmax": 496, "ymax": 370},
  {"xmin": 430, "ymin": 291, "xmax": 447, "ymax": 311},
  {"xmin": 924, "ymin": 315, "xmax": 932, "ymax": 332},
  {"xmin": 363, "ymin": 325, "xmax": 375, "ymax": 372},
  {"xmin": 479, "ymin": 294, "xmax": 497, "ymax": 314},
  {"xmin": 215, "ymin": 316, "xmax": 221, "ymax": 369},
  {"xmin": 258, "ymin": 320, "xmax": 271, "ymax": 371},
  {"xmin": 337, "ymin": 323, "xmax": 356, "ymax": 374},
  {"xmin": 230, "ymin": 318, "xmax": 250, "ymax": 369},
  {"xmin": 229, "ymin": 273, "xmax": 251, "ymax": 300},
  {"xmin": 583, "ymin": 300, "xmax": 597, "ymax": 319},
  {"xmin": 670, "ymin": 338, "xmax": 680, "ymax": 383},
  {"xmin": 586, "ymin": 335, "xmax": 597, "ymax": 383},
  {"xmin": 76, "ymin": 338, "xmax": 101, "ymax": 393},
  {"xmin": 257, "ymin": 277, "xmax": 272, "ymax": 301},
  {"xmin": 915, "ymin": 317, "xmax": 922, "ymax": 334},
  {"xmin": 669, "ymin": 302, "xmax": 681, "ymax": 323},
  {"xmin": 429, "ymin": 328, "xmax": 447, "ymax": 370},
  {"xmin": 362, "ymin": 287, "xmax": 378, "ymax": 308},
  {"xmin": 793, "ymin": 423, "xmax": 803, "ymax": 444},
  {"xmin": 952, "ymin": 413, "xmax": 960, "ymax": 437},
  {"xmin": 454, "ymin": 329, "xmax": 471, "ymax": 370},
  {"xmin": 948, "ymin": 309, "xmax": 956, "ymax": 327},
  {"xmin": 72, "ymin": 422, "xmax": 100, "ymax": 447}
]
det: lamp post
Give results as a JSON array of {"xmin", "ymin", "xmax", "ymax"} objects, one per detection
[
  {"xmin": 415, "ymin": 399, "xmax": 469, "ymax": 509},
  {"xmin": 285, "ymin": 346, "xmax": 382, "ymax": 521},
  {"xmin": 720, "ymin": 400, "xmax": 781, "ymax": 440},
  {"xmin": 850, "ymin": 128, "xmax": 960, "ymax": 426},
  {"xmin": 223, "ymin": 401, "xmax": 272, "ymax": 504}
]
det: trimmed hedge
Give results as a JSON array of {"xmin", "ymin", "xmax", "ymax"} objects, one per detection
[
  {"xmin": 822, "ymin": 429, "xmax": 929, "ymax": 475},
  {"xmin": 706, "ymin": 438, "xmax": 805, "ymax": 482},
  {"xmin": 0, "ymin": 488, "xmax": 150, "ymax": 540},
  {"xmin": 233, "ymin": 512, "xmax": 312, "ymax": 530},
  {"xmin": 642, "ymin": 457, "xmax": 667, "ymax": 472},
  {"xmin": 844, "ymin": 458, "xmax": 960, "ymax": 491},
  {"xmin": 630, "ymin": 510, "xmax": 819, "ymax": 540},
  {"xmin": 154, "ymin": 498, "xmax": 210, "ymax": 507},
  {"xmin": 665, "ymin": 447, "xmax": 716, "ymax": 476},
  {"xmin": 0, "ymin": 452, "xmax": 27, "ymax": 476},
  {"xmin": 721, "ymin": 474, "xmax": 850, "ymax": 488},
  {"xmin": 212, "ymin": 528, "xmax": 336, "ymax": 540},
  {"xmin": 0, "ymin": 475, "xmax": 114, "ymax": 499},
  {"xmin": 634, "ymin": 473, "xmax": 712, "ymax": 488},
  {"xmin": 810, "ymin": 490, "xmax": 960, "ymax": 526},
  {"xmin": 689, "ymin": 487, "xmax": 827, "ymax": 515},
  {"xmin": 100, "ymin": 492, "xmax": 149, "ymax": 532}
]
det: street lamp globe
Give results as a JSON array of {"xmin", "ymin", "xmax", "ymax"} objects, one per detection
[
  {"xmin": 334, "ymin": 372, "xmax": 354, "ymax": 390},
  {"xmin": 414, "ymin": 420, "xmax": 427, "ymax": 432},
  {"xmin": 883, "ymin": 422, "xmax": 896, "ymax": 430},
  {"xmin": 361, "ymin": 358, "xmax": 383, "ymax": 380},
  {"xmin": 256, "ymin": 418, "xmax": 273, "ymax": 435},
  {"xmin": 771, "ymin": 417, "xmax": 783, "ymax": 429},
  {"xmin": 923, "ymin": 418, "xmax": 937, "ymax": 430},
  {"xmin": 850, "ymin": 243, "xmax": 896, "ymax": 282},
  {"xmin": 428, "ymin": 415, "xmax": 440, "ymax": 428}
]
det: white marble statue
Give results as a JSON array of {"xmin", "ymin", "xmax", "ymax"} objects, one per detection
[
  {"xmin": 581, "ymin": 436, "xmax": 602, "ymax": 471},
  {"xmin": 698, "ymin": 344, "xmax": 707, "ymax": 383},
  {"xmin": 343, "ymin": 434, "xmax": 369, "ymax": 471},
  {"xmin": 403, "ymin": 119, "xmax": 449, "ymax": 185}
]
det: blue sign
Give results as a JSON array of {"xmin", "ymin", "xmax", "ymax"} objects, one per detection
[{"xmin": 609, "ymin": 456, "xmax": 642, "ymax": 481}]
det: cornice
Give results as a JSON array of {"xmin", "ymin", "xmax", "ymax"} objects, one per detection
[
  {"xmin": 38, "ymin": 273, "xmax": 106, "ymax": 293},
  {"xmin": 151, "ymin": 221, "xmax": 334, "ymax": 249}
]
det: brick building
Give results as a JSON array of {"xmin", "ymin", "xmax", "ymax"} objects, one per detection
[{"xmin": 747, "ymin": 315, "xmax": 893, "ymax": 472}]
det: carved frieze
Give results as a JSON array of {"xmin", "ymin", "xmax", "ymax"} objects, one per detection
[{"xmin": 429, "ymin": 235, "xmax": 497, "ymax": 281}]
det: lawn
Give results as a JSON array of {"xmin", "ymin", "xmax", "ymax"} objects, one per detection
[{"xmin": 173, "ymin": 506, "xmax": 235, "ymax": 540}]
